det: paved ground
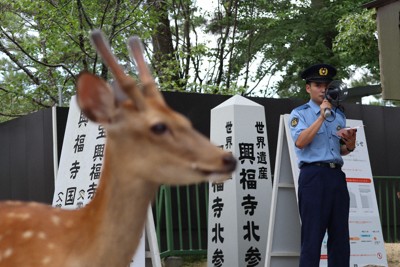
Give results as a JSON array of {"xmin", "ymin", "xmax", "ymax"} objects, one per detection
[
  {"xmin": 167, "ymin": 243, "xmax": 399, "ymax": 267},
  {"xmin": 386, "ymin": 243, "xmax": 399, "ymax": 267}
]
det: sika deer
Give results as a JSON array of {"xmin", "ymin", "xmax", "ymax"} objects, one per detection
[{"xmin": 0, "ymin": 30, "xmax": 236, "ymax": 267}]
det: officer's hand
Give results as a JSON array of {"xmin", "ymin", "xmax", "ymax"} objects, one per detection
[
  {"xmin": 340, "ymin": 128, "xmax": 356, "ymax": 150},
  {"xmin": 320, "ymin": 99, "xmax": 332, "ymax": 118}
]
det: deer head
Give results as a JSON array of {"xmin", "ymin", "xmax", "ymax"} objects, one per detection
[{"xmin": 77, "ymin": 29, "xmax": 236, "ymax": 185}]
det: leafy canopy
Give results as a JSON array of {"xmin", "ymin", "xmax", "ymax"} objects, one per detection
[{"xmin": 0, "ymin": 0, "xmax": 380, "ymax": 122}]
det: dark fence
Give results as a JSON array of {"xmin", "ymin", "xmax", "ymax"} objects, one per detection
[
  {"xmin": 1, "ymin": 92, "xmax": 400, "ymax": 249},
  {"xmin": 155, "ymin": 177, "xmax": 400, "ymax": 257},
  {"xmin": 375, "ymin": 176, "xmax": 400, "ymax": 242},
  {"xmin": 0, "ymin": 107, "xmax": 68, "ymax": 203}
]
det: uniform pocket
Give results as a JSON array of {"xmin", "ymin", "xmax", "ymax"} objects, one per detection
[
  {"xmin": 331, "ymin": 130, "xmax": 341, "ymax": 140},
  {"xmin": 331, "ymin": 130, "xmax": 342, "ymax": 147}
]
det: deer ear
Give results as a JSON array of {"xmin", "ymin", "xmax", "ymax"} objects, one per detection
[{"xmin": 76, "ymin": 71, "xmax": 116, "ymax": 124}]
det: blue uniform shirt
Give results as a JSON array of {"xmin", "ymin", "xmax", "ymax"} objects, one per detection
[{"xmin": 289, "ymin": 100, "xmax": 346, "ymax": 168}]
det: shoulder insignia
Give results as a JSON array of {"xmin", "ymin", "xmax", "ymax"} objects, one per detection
[{"xmin": 291, "ymin": 117, "xmax": 299, "ymax": 127}]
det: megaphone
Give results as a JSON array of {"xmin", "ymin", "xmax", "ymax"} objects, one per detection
[{"xmin": 324, "ymin": 80, "xmax": 348, "ymax": 118}]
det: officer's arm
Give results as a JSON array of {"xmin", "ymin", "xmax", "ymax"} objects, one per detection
[{"xmin": 295, "ymin": 115, "xmax": 325, "ymax": 149}]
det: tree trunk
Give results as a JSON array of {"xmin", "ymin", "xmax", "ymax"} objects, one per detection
[{"xmin": 147, "ymin": 0, "xmax": 181, "ymax": 87}]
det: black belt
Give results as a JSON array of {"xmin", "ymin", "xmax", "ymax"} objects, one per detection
[{"xmin": 302, "ymin": 162, "xmax": 341, "ymax": 169}]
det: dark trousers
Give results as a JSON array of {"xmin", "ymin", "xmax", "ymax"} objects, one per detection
[{"xmin": 298, "ymin": 165, "xmax": 350, "ymax": 267}]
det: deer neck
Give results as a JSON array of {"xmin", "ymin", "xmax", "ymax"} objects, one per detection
[{"xmin": 77, "ymin": 141, "xmax": 158, "ymax": 266}]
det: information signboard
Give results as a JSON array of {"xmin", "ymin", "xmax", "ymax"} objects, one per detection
[{"xmin": 266, "ymin": 114, "xmax": 387, "ymax": 267}]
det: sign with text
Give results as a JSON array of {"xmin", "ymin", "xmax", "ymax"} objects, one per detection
[
  {"xmin": 266, "ymin": 115, "xmax": 387, "ymax": 267},
  {"xmin": 207, "ymin": 95, "xmax": 273, "ymax": 267},
  {"xmin": 52, "ymin": 96, "xmax": 145, "ymax": 267},
  {"xmin": 320, "ymin": 119, "xmax": 387, "ymax": 267}
]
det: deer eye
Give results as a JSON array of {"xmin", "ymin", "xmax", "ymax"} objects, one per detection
[{"xmin": 151, "ymin": 123, "xmax": 168, "ymax": 135}]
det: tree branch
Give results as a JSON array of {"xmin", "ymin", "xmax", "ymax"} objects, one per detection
[
  {"xmin": 0, "ymin": 39, "xmax": 41, "ymax": 85},
  {"xmin": 0, "ymin": 27, "xmax": 76, "ymax": 79}
]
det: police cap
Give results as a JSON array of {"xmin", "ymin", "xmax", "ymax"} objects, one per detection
[{"xmin": 300, "ymin": 63, "xmax": 337, "ymax": 83}]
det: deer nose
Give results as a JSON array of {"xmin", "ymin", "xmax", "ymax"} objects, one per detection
[{"xmin": 222, "ymin": 154, "xmax": 237, "ymax": 172}]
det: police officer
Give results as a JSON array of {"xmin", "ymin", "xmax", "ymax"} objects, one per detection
[{"xmin": 289, "ymin": 63, "xmax": 356, "ymax": 267}]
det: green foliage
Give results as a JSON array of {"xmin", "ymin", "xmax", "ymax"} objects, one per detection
[
  {"xmin": 334, "ymin": 9, "xmax": 379, "ymax": 78},
  {"xmin": 0, "ymin": 0, "xmax": 155, "ymax": 121},
  {"xmin": 0, "ymin": 0, "xmax": 382, "ymax": 122},
  {"xmin": 253, "ymin": 0, "xmax": 379, "ymax": 99}
]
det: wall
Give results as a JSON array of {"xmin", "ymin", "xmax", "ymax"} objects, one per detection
[
  {"xmin": 0, "ymin": 108, "xmax": 68, "ymax": 203},
  {"xmin": 1, "ymin": 92, "xmax": 399, "ymax": 202}
]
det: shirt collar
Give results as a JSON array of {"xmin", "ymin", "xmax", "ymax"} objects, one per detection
[{"xmin": 308, "ymin": 99, "xmax": 321, "ymax": 115}]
